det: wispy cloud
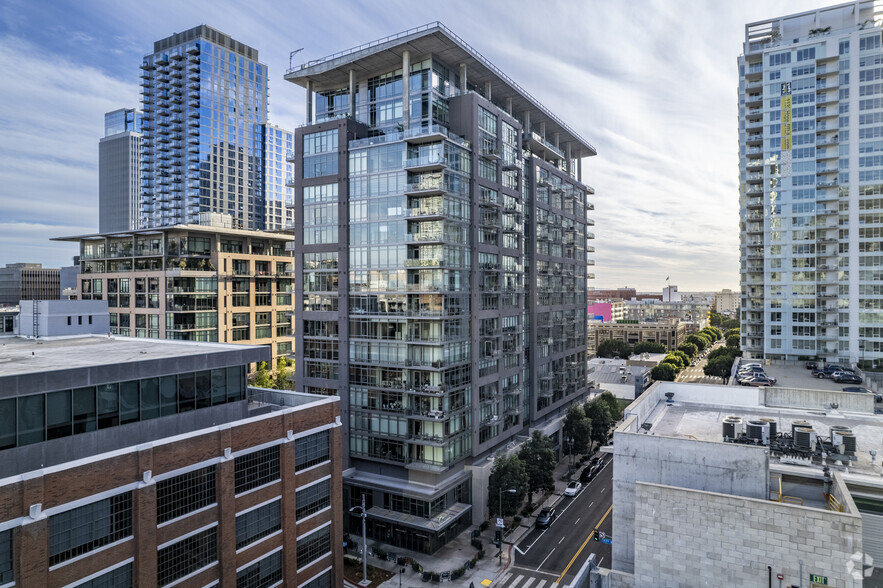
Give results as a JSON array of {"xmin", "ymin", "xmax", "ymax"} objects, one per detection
[{"xmin": 0, "ymin": 0, "xmax": 829, "ymax": 288}]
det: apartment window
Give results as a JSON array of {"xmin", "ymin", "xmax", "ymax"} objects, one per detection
[
  {"xmin": 301, "ymin": 570, "xmax": 332, "ymax": 588},
  {"xmin": 156, "ymin": 465, "xmax": 216, "ymax": 524},
  {"xmin": 235, "ymin": 500, "xmax": 281, "ymax": 549},
  {"xmin": 0, "ymin": 529, "xmax": 12, "ymax": 584},
  {"xmin": 295, "ymin": 430, "xmax": 330, "ymax": 471},
  {"xmin": 73, "ymin": 562, "xmax": 132, "ymax": 588},
  {"xmin": 236, "ymin": 550, "xmax": 282, "ymax": 588},
  {"xmin": 296, "ymin": 479, "xmax": 330, "ymax": 519},
  {"xmin": 157, "ymin": 526, "xmax": 217, "ymax": 586},
  {"xmin": 234, "ymin": 446, "xmax": 281, "ymax": 494},
  {"xmin": 296, "ymin": 525, "xmax": 330, "ymax": 569},
  {"xmin": 49, "ymin": 493, "xmax": 133, "ymax": 565}
]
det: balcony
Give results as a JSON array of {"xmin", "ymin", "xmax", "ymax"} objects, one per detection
[
  {"xmin": 527, "ymin": 131, "xmax": 565, "ymax": 160},
  {"xmin": 350, "ymin": 123, "xmax": 470, "ymax": 150},
  {"xmin": 745, "ymin": 133, "xmax": 763, "ymax": 145},
  {"xmin": 405, "ymin": 179, "xmax": 444, "ymax": 196},
  {"xmin": 406, "ymin": 206, "xmax": 445, "ymax": 219},
  {"xmin": 745, "ymin": 173, "xmax": 763, "ymax": 184},
  {"xmin": 405, "ymin": 154, "xmax": 448, "ymax": 172}
]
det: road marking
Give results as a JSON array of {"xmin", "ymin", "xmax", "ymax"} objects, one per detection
[
  {"xmin": 523, "ymin": 579, "xmax": 536, "ymax": 588},
  {"xmin": 519, "ymin": 527, "xmax": 548, "ymax": 555},
  {"xmin": 555, "ymin": 504, "xmax": 613, "ymax": 584},
  {"xmin": 495, "ymin": 572, "xmax": 511, "ymax": 585},
  {"xmin": 537, "ymin": 548, "xmax": 556, "ymax": 571},
  {"xmin": 558, "ymin": 536, "xmax": 565, "ymax": 545},
  {"xmin": 536, "ymin": 581, "xmax": 547, "ymax": 588},
  {"xmin": 510, "ymin": 575, "xmax": 524, "ymax": 588},
  {"xmin": 574, "ymin": 517, "xmax": 580, "ymax": 525},
  {"xmin": 589, "ymin": 502, "xmax": 593, "ymax": 508}
]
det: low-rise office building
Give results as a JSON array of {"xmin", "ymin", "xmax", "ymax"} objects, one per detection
[
  {"xmin": 54, "ymin": 219, "xmax": 295, "ymax": 363},
  {"xmin": 592, "ymin": 319, "xmax": 686, "ymax": 351},
  {"xmin": 0, "ymin": 335, "xmax": 342, "ymax": 588},
  {"xmin": 0, "ymin": 263, "xmax": 61, "ymax": 306},
  {"xmin": 604, "ymin": 380, "xmax": 883, "ymax": 587}
]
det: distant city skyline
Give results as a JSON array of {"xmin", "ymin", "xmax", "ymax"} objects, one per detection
[{"xmin": 0, "ymin": 0, "xmax": 833, "ymax": 290}]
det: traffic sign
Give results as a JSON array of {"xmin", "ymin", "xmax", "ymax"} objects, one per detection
[
  {"xmin": 601, "ymin": 537, "xmax": 612, "ymax": 545},
  {"xmin": 496, "ymin": 517, "xmax": 504, "ymax": 528},
  {"xmin": 599, "ymin": 532, "xmax": 606, "ymax": 539}
]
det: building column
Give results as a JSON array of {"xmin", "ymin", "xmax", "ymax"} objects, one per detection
[
  {"xmin": 348, "ymin": 69, "xmax": 356, "ymax": 119},
  {"xmin": 484, "ymin": 81, "xmax": 492, "ymax": 101},
  {"xmin": 538, "ymin": 121, "xmax": 546, "ymax": 140},
  {"xmin": 460, "ymin": 63, "xmax": 467, "ymax": 92},
  {"xmin": 505, "ymin": 97, "xmax": 512, "ymax": 116},
  {"xmin": 565, "ymin": 142, "xmax": 572, "ymax": 175},
  {"xmin": 523, "ymin": 110, "xmax": 531, "ymax": 137},
  {"xmin": 578, "ymin": 157, "xmax": 582, "ymax": 183},
  {"xmin": 135, "ymin": 448, "xmax": 157, "ymax": 588},
  {"xmin": 402, "ymin": 51, "xmax": 410, "ymax": 130},
  {"xmin": 217, "ymin": 430, "xmax": 236, "ymax": 588},
  {"xmin": 554, "ymin": 132, "xmax": 560, "ymax": 149},
  {"xmin": 306, "ymin": 80, "xmax": 313, "ymax": 124}
]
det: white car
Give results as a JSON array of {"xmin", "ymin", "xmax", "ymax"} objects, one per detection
[{"xmin": 564, "ymin": 481, "xmax": 582, "ymax": 497}]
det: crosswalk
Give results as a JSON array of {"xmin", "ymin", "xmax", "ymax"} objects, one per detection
[{"xmin": 494, "ymin": 569, "xmax": 559, "ymax": 587}]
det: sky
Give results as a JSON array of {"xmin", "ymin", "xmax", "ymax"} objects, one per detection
[{"xmin": 0, "ymin": 0, "xmax": 836, "ymax": 291}]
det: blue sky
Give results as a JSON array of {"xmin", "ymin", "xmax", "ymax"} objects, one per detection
[{"xmin": 0, "ymin": 0, "xmax": 832, "ymax": 290}]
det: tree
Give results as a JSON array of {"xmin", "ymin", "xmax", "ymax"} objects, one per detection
[
  {"xmin": 662, "ymin": 354, "xmax": 684, "ymax": 370},
  {"xmin": 704, "ymin": 355, "xmax": 736, "ymax": 383},
  {"xmin": 684, "ymin": 334, "xmax": 709, "ymax": 352},
  {"xmin": 707, "ymin": 346, "xmax": 741, "ymax": 362},
  {"xmin": 597, "ymin": 339, "xmax": 632, "ymax": 359},
  {"xmin": 678, "ymin": 342, "xmax": 698, "ymax": 358},
  {"xmin": 700, "ymin": 327, "xmax": 722, "ymax": 342},
  {"xmin": 721, "ymin": 318, "xmax": 740, "ymax": 331},
  {"xmin": 252, "ymin": 361, "xmax": 273, "ymax": 388},
  {"xmin": 650, "ymin": 363, "xmax": 676, "ymax": 381},
  {"xmin": 584, "ymin": 398, "xmax": 613, "ymax": 449},
  {"xmin": 709, "ymin": 311, "xmax": 724, "ymax": 327},
  {"xmin": 724, "ymin": 328, "xmax": 740, "ymax": 339},
  {"xmin": 488, "ymin": 454, "xmax": 528, "ymax": 517},
  {"xmin": 274, "ymin": 357, "xmax": 296, "ymax": 390},
  {"xmin": 633, "ymin": 341, "xmax": 667, "ymax": 354},
  {"xmin": 673, "ymin": 350, "xmax": 690, "ymax": 367},
  {"xmin": 726, "ymin": 334, "xmax": 741, "ymax": 348},
  {"xmin": 562, "ymin": 404, "xmax": 592, "ymax": 456},
  {"xmin": 597, "ymin": 390, "xmax": 624, "ymax": 420},
  {"xmin": 518, "ymin": 431, "xmax": 556, "ymax": 505}
]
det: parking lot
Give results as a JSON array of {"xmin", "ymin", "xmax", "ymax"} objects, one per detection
[{"xmin": 734, "ymin": 361, "xmax": 861, "ymax": 392}]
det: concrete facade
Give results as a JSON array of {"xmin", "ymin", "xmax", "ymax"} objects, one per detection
[
  {"xmin": 0, "ymin": 264, "xmax": 61, "ymax": 306},
  {"xmin": 17, "ymin": 299, "xmax": 109, "ymax": 338},
  {"xmin": 593, "ymin": 319, "xmax": 686, "ymax": 351},
  {"xmin": 634, "ymin": 480, "xmax": 862, "ymax": 587}
]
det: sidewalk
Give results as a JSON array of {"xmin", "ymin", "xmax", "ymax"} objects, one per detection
[{"xmin": 365, "ymin": 454, "xmax": 592, "ymax": 587}]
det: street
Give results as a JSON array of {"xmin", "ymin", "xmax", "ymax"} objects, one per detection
[
  {"xmin": 495, "ymin": 456, "xmax": 613, "ymax": 587},
  {"xmin": 676, "ymin": 341, "xmax": 725, "ymax": 384}
]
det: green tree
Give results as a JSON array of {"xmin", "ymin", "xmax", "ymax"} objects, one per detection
[
  {"xmin": 726, "ymin": 334, "xmax": 741, "ymax": 348},
  {"xmin": 274, "ymin": 357, "xmax": 296, "ymax": 390},
  {"xmin": 650, "ymin": 363, "xmax": 677, "ymax": 381},
  {"xmin": 562, "ymin": 404, "xmax": 592, "ymax": 456},
  {"xmin": 721, "ymin": 318, "xmax": 740, "ymax": 331},
  {"xmin": 597, "ymin": 339, "xmax": 632, "ymax": 359},
  {"xmin": 704, "ymin": 355, "xmax": 736, "ymax": 383},
  {"xmin": 488, "ymin": 454, "xmax": 529, "ymax": 517},
  {"xmin": 673, "ymin": 350, "xmax": 690, "ymax": 366},
  {"xmin": 517, "ymin": 431, "xmax": 556, "ymax": 505},
  {"xmin": 724, "ymin": 328, "xmax": 740, "ymax": 339},
  {"xmin": 700, "ymin": 327, "xmax": 722, "ymax": 342},
  {"xmin": 709, "ymin": 312, "xmax": 724, "ymax": 327},
  {"xmin": 662, "ymin": 354, "xmax": 684, "ymax": 370},
  {"xmin": 677, "ymin": 342, "xmax": 698, "ymax": 358},
  {"xmin": 597, "ymin": 391, "xmax": 624, "ymax": 420},
  {"xmin": 252, "ymin": 361, "xmax": 273, "ymax": 388},
  {"xmin": 684, "ymin": 334, "xmax": 709, "ymax": 352},
  {"xmin": 707, "ymin": 346, "xmax": 740, "ymax": 362},
  {"xmin": 584, "ymin": 398, "xmax": 613, "ymax": 450},
  {"xmin": 633, "ymin": 341, "xmax": 667, "ymax": 354}
]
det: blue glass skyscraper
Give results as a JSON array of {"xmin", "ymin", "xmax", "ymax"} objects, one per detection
[{"xmin": 139, "ymin": 25, "xmax": 268, "ymax": 230}]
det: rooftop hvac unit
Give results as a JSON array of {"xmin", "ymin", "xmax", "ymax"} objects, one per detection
[
  {"xmin": 841, "ymin": 433, "xmax": 857, "ymax": 455},
  {"xmin": 746, "ymin": 420, "xmax": 770, "ymax": 445},
  {"xmin": 759, "ymin": 417, "xmax": 777, "ymax": 439},
  {"xmin": 794, "ymin": 427, "xmax": 817, "ymax": 450},
  {"xmin": 830, "ymin": 426, "xmax": 851, "ymax": 453},
  {"xmin": 722, "ymin": 416, "xmax": 742, "ymax": 440},
  {"xmin": 791, "ymin": 420, "xmax": 811, "ymax": 439}
]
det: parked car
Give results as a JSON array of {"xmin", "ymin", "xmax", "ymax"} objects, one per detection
[
  {"xmin": 804, "ymin": 361, "xmax": 818, "ymax": 370},
  {"xmin": 740, "ymin": 363, "xmax": 763, "ymax": 369},
  {"xmin": 736, "ymin": 370, "xmax": 765, "ymax": 383},
  {"xmin": 741, "ymin": 375, "xmax": 776, "ymax": 387},
  {"xmin": 833, "ymin": 372, "xmax": 862, "ymax": 384},
  {"xmin": 843, "ymin": 386, "xmax": 882, "ymax": 402},
  {"xmin": 814, "ymin": 365, "xmax": 853, "ymax": 379},
  {"xmin": 536, "ymin": 507, "xmax": 556, "ymax": 528},
  {"xmin": 564, "ymin": 481, "xmax": 582, "ymax": 497},
  {"xmin": 580, "ymin": 459, "xmax": 603, "ymax": 483}
]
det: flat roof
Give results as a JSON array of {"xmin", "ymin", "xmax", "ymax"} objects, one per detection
[
  {"xmin": 0, "ymin": 335, "xmax": 264, "ymax": 379},
  {"xmin": 626, "ymin": 382, "xmax": 883, "ymax": 480},
  {"xmin": 285, "ymin": 22, "xmax": 596, "ymax": 158},
  {"xmin": 52, "ymin": 223, "xmax": 294, "ymax": 243}
]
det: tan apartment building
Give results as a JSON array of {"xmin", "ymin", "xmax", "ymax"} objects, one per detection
[
  {"xmin": 592, "ymin": 319, "xmax": 686, "ymax": 351},
  {"xmin": 55, "ymin": 221, "xmax": 294, "ymax": 364}
]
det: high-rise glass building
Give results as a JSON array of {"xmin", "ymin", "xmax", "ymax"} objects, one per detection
[
  {"xmin": 285, "ymin": 22, "xmax": 595, "ymax": 552},
  {"xmin": 99, "ymin": 108, "xmax": 142, "ymax": 233},
  {"xmin": 739, "ymin": 1, "xmax": 883, "ymax": 366},
  {"xmin": 261, "ymin": 123, "xmax": 295, "ymax": 231},
  {"xmin": 139, "ymin": 25, "xmax": 267, "ymax": 230}
]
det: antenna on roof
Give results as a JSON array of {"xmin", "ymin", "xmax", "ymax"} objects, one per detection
[{"xmin": 289, "ymin": 48, "xmax": 304, "ymax": 71}]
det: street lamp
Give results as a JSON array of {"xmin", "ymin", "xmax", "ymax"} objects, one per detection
[
  {"xmin": 498, "ymin": 487, "xmax": 517, "ymax": 564},
  {"xmin": 349, "ymin": 494, "xmax": 368, "ymax": 585}
]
